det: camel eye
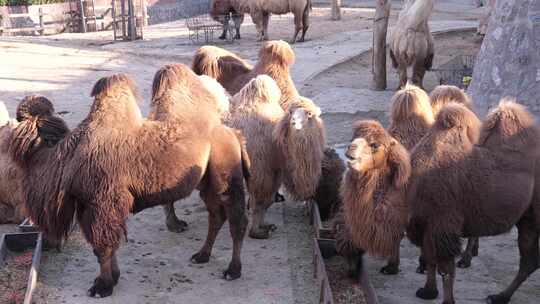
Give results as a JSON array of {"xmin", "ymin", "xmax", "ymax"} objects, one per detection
[
  {"xmin": 370, "ymin": 143, "xmax": 380, "ymax": 151},
  {"xmin": 307, "ymin": 112, "xmax": 313, "ymax": 118}
]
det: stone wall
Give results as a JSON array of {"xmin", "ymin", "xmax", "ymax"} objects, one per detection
[
  {"xmin": 0, "ymin": 2, "xmax": 71, "ymax": 34},
  {"xmin": 468, "ymin": 0, "xmax": 540, "ymax": 115},
  {"xmin": 147, "ymin": 0, "xmax": 208, "ymax": 25}
]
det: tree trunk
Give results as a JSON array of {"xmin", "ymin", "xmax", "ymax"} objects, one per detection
[
  {"xmin": 372, "ymin": 0, "xmax": 391, "ymax": 90},
  {"xmin": 331, "ymin": 0, "xmax": 341, "ymax": 21},
  {"xmin": 468, "ymin": 0, "xmax": 540, "ymax": 115}
]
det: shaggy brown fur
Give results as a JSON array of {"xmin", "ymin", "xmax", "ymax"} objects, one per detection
[
  {"xmin": 315, "ymin": 147, "xmax": 345, "ymax": 221},
  {"xmin": 210, "ymin": 0, "xmax": 247, "ymax": 40},
  {"xmin": 8, "ymin": 65, "xmax": 250, "ymax": 298},
  {"xmin": 388, "ymin": 83, "xmax": 434, "ymax": 150},
  {"xmin": 429, "ymin": 84, "xmax": 472, "ymax": 116},
  {"xmin": 274, "ymin": 97, "xmax": 326, "ymax": 201},
  {"xmin": 342, "ymin": 120, "xmax": 411, "ymax": 258},
  {"xmin": 192, "ymin": 40, "xmax": 299, "ymax": 110},
  {"xmin": 247, "ymin": 0, "xmax": 312, "ymax": 43},
  {"xmin": 226, "ymin": 77, "xmax": 325, "ymax": 238},
  {"xmin": 389, "ymin": 0, "xmax": 435, "ymax": 88},
  {"xmin": 407, "ymin": 100, "xmax": 540, "ymax": 304},
  {"xmin": 0, "ymin": 97, "xmax": 66, "ymax": 224}
]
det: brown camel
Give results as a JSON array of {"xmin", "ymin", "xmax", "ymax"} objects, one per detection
[
  {"xmin": 314, "ymin": 147, "xmax": 346, "ymax": 221},
  {"xmin": 407, "ymin": 100, "xmax": 540, "ymax": 304},
  {"xmin": 8, "ymin": 65, "xmax": 250, "ymax": 297},
  {"xmin": 192, "ymin": 40, "xmax": 299, "ymax": 110},
  {"xmin": 210, "ymin": 0, "xmax": 248, "ymax": 40}
]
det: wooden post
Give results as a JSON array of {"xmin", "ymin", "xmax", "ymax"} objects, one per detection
[
  {"xmin": 112, "ymin": 0, "xmax": 117, "ymax": 40},
  {"xmin": 372, "ymin": 0, "xmax": 391, "ymax": 90},
  {"xmin": 38, "ymin": 8, "xmax": 44, "ymax": 35},
  {"xmin": 331, "ymin": 0, "xmax": 341, "ymax": 20},
  {"xmin": 79, "ymin": 0, "xmax": 87, "ymax": 33}
]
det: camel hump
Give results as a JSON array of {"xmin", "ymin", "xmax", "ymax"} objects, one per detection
[
  {"xmin": 390, "ymin": 83, "xmax": 433, "ymax": 123},
  {"xmin": 151, "ymin": 64, "xmax": 196, "ymax": 101},
  {"xmin": 435, "ymin": 102, "xmax": 479, "ymax": 131},
  {"xmin": 235, "ymin": 75, "xmax": 282, "ymax": 108},
  {"xmin": 91, "ymin": 73, "xmax": 136, "ymax": 99},
  {"xmin": 480, "ymin": 98, "xmax": 540, "ymax": 155},
  {"xmin": 259, "ymin": 40, "xmax": 295, "ymax": 66}
]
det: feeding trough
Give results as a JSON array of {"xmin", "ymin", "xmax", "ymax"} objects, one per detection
[
  {"xmin": 19, "ymin": 218, "xmax": 39, "ymax": 233},
  {"xmin": 0, "ymin": 232, "xmax": 43, "ymax": 304}
]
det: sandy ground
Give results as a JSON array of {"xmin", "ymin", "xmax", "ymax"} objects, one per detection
[{"xmin": 2, "ymin": 1, "xmax": 537, "ymax": 304}]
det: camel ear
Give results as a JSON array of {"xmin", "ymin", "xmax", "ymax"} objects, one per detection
[{"xmin": 387, "ymin": 140, "xmax": 411, "ymax": 189}]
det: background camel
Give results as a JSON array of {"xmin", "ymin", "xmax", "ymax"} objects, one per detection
[
  {"xmin": 407, "ymin": 101, "xmax": 540, "ymax": 304},
  {"xmin": 192, "ymin": 40, "xmax": 299, "ymax": 110},
  {"xmin": 226, "ymin": 76, "xmax": 325, "ymax": 238},
  {"xmin": 8, "ymin": 65, "xmax": 250, "ymax": 298},
  {"xmin": 246, "ymin": 0, "xmax": 311, "ymax": 43},
  {"xmin": 210, "ymin": 0, "xmax": 247, "ymax": 40},
  {"xmin": 390, "ymin": 0, "xmax": 434, "ymax": 88},
  {"xmin": 314, "ymin": 147, "xmax": 345, "ymax": 221}
]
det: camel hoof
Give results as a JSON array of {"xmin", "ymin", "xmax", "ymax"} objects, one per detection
[
  {"xmin": 380, "ymin": 264, "xmax": 399, "ymax": 275},
  {"xmin": 87, "ymin": 277, "xmax": 114, "ymax": 298},
  {"xmin": 190, "ymin": 252, "xmax": 210, "ymax": 264},
  {"xmin": 235, "ymin": 34, "xmax": 241, "ymax": 40},
  {"xmin": 166, "ymin": 218, "xmax": 188, "ymax": 233},
  {"xmin": 112, "ymin": 271, "xmax": 120, "ymax": 286},
  {"xmin": 261, "ymin": 223, "xmax": 277, "ymax": 232},
  {"xmin": 274, "ymin": 192, "xmax": 285, "ymax": 202},
  {"xmin": 416, "ymin": 287, "xmax": 438, "ymax": 300},
  {"xmin": 457, "ymin": 257, "xmax": 472, "ymax": 269},
  {"xmin": 219, "ymin": 35, "xmax": 226, "ymax": 40},
  {"xmin": 486, "ymin": 294, "xmax": 510, "ymax": 304},
  {"xmin": 249, "ymin": 227, "xmax": 271, "ymax": 239},
  {"xmin": 223, "ymin": 262, "xmax": 242, "ymax": 280}
]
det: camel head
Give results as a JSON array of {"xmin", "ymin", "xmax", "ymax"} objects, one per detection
[
  {"xmin": 259, "ymin": 40, "xmax": 295, "ymax": 67},
  {"xmin": 288, "ymin": 98, "xmax": 322, "ymax": 131},
  {"xmin": 348, "ymin": 120, "xmax": 410, "ymax": 188},
  {"xmin": 429, "ymin": 85, "xmax": 472, "ymax": 117},
  {"xmin": 16, "ymin": 95, "xmax": 55, "ymax": 122}
]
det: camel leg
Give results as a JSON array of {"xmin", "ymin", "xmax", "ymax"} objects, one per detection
[
  {"xmin": 249, "ymin": 197, "xmax": 274, "ymax": 239},
  {"xmin": 416, "ymin": 252, "xmax": 427, "ymax": 274},
  {"xmin": 416, "ymin": 235, "xmax": 439, "ymax": 299},
  {"xmin": 438, "ymin": 258, "xmax": 456, "ymax": 304},
  {"xmin": 412, "ymin": 59, "xmax": 427, "ymax": 89},
  {"xmin": 398, "ymin": 64, "xmax": 408, "ymax": 89},
  {"xmin": 299, "ymin": 6, "xmax": 310, "ymax": 42},
  {"xmin": 290, "ymin": 12, "xmax": 302, "ymax": 44},
  {"xmin": 357, "ymin": 257, "xmax": 379, "ymax": 304},
  {"xmin": 111, "ymin": 254, "xmax": 120, "ymax": 286},
  {"xmin": 163, "ymin": 201, "xmax": 188, "ymax": 233},
  {"xmin": 380, "ymin": 238, "xmax": 400, "ymax": 275},
  {"xmin": 233, "ymin": 14, "xmax": 243, "ymax": 39},
  {"xmin": 262, "ymin": 12, "xmax": 270, "ymax": 41},
  {"xmin": 219, "ymin": 15, "xmax": 230, "ymax": 40},
  {"xmin": 486, "ymin": 216, "xmax": 539, "ymax": 304},
  {"xmin": 191, "ymin": 191, "xmax": 226, "ymax": 264},
  {"xmin": 88, "ymin": 247, "xmax": 117, "ymax": 298},
  {"xmin": 457, "ymin": 237, "xmax": 479, "ymax": 268},
  {"xmin": 222, "ymin": 186, "xmax": 248, "ymax": 280}
]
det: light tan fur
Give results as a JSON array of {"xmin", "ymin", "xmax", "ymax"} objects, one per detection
[
  {"xmin": 192, "ymin": 40, "xmax": 300, "ymax": 110},
  {"xmin": 429, "ymin": 84, "xmax": 472, "ymax": 117},
  {"xmin": 388, "ymin": 83, "xmax": 434, "ymax": 150},
  {"xmin": 390, "ymin": 0, "xmax": 434, "ymax": 88},
  {"xmin": 0, "ymin": 118, "xmax": 25, "ymax": 224},
  {"xmin": 247, "ymin": 0, "xmax": 311, "ymax": 43}
]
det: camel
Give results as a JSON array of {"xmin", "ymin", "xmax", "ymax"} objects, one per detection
[
  {"xmin": 429, "ymin": 84, "xmax": 472, "ymax": 116},
  {"xmin": 226, "ymin": 76, "xmax": 325, "ymax": 238},
  {"xmin": 192, "ymin": 40, "xmax": 299, "ymax": 110},
  {"xmin": 314, "ymin": 147, "xmax": 346, "ymax": 221},
  {"xmin": 8, "ymin": 65, "xmax": 250, "ymax": 297},
  {"xmin": 390, "ymin": 0, "xmax": 434, "ymax": 89},
  {"xmin": 246, "ymin": 0, "xmax": 312, "ymax": 43},
  {"xmin": 335, "ymin": 120, "xmax": 411, "ymax": 304},
  {"xmin": 407, "ymin": 100, "xmax": 540, "ymax": 304},
  {"xmin": 210, "ymin": 0, "xmax": 248, "ymax": 40},
  {"xmin": 0, "ymin": 97, "xmax": 65, "ymax": 224}
]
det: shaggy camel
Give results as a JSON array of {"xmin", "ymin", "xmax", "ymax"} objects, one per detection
[
  {"xmin": 315, "ymin": 147, "xmax": 345, "ymax": 221},
  {"xmin": 226, "ymin": 76, "xmax": 325, "ymax": 238},
  {"xmin": 8, "ymin": 65, "xmax": 250, "ymax": 297},
  {"xmin": 0, "ymin": 97, "xmax": 63, "ymax": 224},
  {"xmin": 210, "ymin": 0, "xmax": 247, "ymax": 40},
  {"xmin": 429, "ymin": 84, "xmax": 472, "ymax": 116},
  {"xmin": 335, "ymin": 120, "xmax": 411, "ymax": 303},
  {"xmin": 390, "ymin": 0, "xmax": 434, "ymax": 88},
  {"xmin": 192, "ymin": 40, "xmax": 299, "ymax": 110},
  {"xmin": 246, "ymin": 0, "xmax": 312, "ymax": 43},
  {"xmin": 162, "ymin": 74, "xmax": 232, "ymax": 232},
  {"xmin": 407, "ymin": 101, "xmax": 540, "ymax": 304}
]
